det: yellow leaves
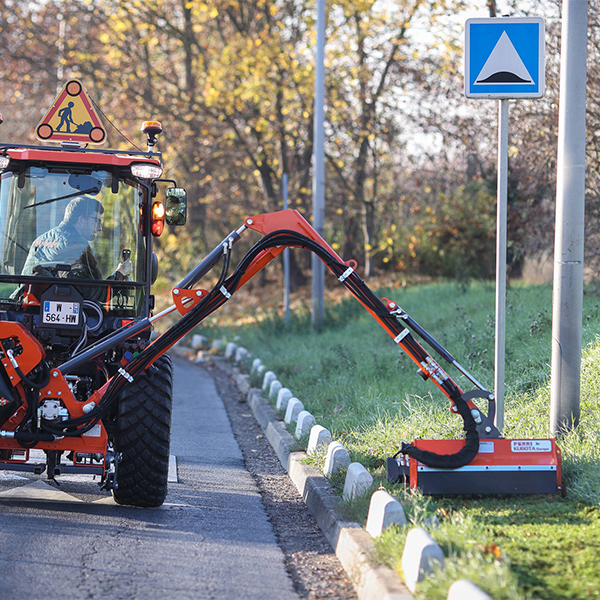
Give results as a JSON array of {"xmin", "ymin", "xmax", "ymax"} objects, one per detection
[{"xmin": 477, "ymin": 542, "xmax": 502, "ymax": 559}]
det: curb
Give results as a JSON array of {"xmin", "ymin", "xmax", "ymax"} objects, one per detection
[{"xmin": 214, "ymin": 358, "xmax": 413, "ymax": 600}]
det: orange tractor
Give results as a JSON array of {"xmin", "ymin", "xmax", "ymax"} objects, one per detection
[{"xmin": 0, "ymin": 82, "xmax": 561, "ymax": 506}]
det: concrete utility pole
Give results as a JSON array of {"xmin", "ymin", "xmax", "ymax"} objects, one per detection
[
  {"xmin": 312, "ymin": 0, "xmax": 326, "ymax": 330},
  {"xmin": 550, "ymin": 0, "xmax": 588, "ymax": 435}
]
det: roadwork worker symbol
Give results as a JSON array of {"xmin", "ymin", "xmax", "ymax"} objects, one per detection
[
  {"xmin": 57, "ymin": 101, "xmax": 76, "ymax": 132},
  {"xmin": 36, "ymin": 79, "xmax": 107, "ymax": 145}
]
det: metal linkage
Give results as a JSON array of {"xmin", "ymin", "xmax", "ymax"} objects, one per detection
[{"xmin": 384, "ymin": 299, "xmax": 488, "ymax": 392}]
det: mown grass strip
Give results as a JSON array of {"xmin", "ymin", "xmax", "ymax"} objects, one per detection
[{"xmin": 197, "ymin": 280, "xmax": 600, "ymax": 599}]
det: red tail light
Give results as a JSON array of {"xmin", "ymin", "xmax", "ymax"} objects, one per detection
[{"xmin": 151, "ymin": 201, "xmax": 165, "ymax": 236}]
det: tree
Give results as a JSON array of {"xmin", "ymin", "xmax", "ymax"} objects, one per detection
[{"xmin": 323, "ymin": 0, "xmax": 471, "ymax": 277}]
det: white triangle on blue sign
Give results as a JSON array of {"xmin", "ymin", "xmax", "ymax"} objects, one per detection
[{"xmin": 475, "ymin": 31, "xmax": 533, "ymax": 84}]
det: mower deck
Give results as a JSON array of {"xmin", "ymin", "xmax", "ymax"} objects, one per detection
[{"xmin": 388, "ymin": 438, "xmax": 562, "ymax": 495}]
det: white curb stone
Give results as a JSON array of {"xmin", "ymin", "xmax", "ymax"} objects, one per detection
[
  {"xmin": 256, "ymin": 365, "xmax": 266, "ymax": 379},
  {"xmin": 295, "ymin": 411, "xmax": 315, "ymax": 439},
  {"xmin": 191, "ymin": 334, "xmax": 207, "ymax": 349},
  {"xmin": 269, "ymin": 380, "xmax": 283, "ymax": 401},
  {"xmin": 225, "ymin": 342, "xmax": 238, "ymax": 360},
  {"xmin": 402, "ymin": 527, "xmax": 445, "ymax": 593},
  {"xmin": 365, "ymin": 490, "xmax": 407, "ymax": 537},
  {"xmin": 276, "ymin": 388, "xmax": 294, "ymax": 412},
  {"xmin": 251, "ymin": 358, "xmax": 262, "ymax": 374},
  {"xmin": 447, "ymin": 580, "xmax": 493, "ymax": 600},
  {"xmin": 307, "ymin": 425, "xmax": 332, "ymax": 454},
  {"xmin": 342, "ymin": 462, "xmax": 374, "ymax": 502},
  {"xmin": 235, "ymin": 346, "xmax": 249, "ymax": 363},
  {"xmin": 284, "ymin": 398, "xmax": 304, "ymax": 424},
  {"xmin": 211, "ymin": 339, "xmax": 224, "ymax": 352},
  {"xmin": 262, "ymin": 371, "xmax": 277, "ymax": 392},
  {"xmin": 323, "ymin": 441, "xmax": 351, "ymax": 477}
]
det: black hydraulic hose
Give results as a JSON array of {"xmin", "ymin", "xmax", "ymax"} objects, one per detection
[
  {"xmin": 399, "ymin": 392, "xmax": 479, "ymax": 469},
  {"xmin": 59, "ymin": 318, "xmax": 153, "ymax": 375},
  {"xmin": 49, "ymin": 227, "xmax": 479, "ymax": 470},
  {"xmin": 13, "ymin": 431, "xmax": 59, "ymax": 444},
  {"xmin": 177, "ymin": 230, "xmax": 240, "ymax": 290},
  {"xmin": 13, "ymin": 360, "xmax": 50, "ymax": 390},
  {"xmin": 219, "ymin": 230, "xmax": 480, "ymax": 468}
]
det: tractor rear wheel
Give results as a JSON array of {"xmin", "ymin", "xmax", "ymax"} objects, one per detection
[{"xmin": 112, "ymin": 354, "xmax": 173, "ymax": 507}]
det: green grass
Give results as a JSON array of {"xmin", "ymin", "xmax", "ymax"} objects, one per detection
[{"xmin": 195, "ymin": 280, "xmax": 600, "ymax": 599}]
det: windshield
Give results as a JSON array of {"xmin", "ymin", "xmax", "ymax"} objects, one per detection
[{"xmin": 0, "ymin": 165, "xmax": 146, "ymax": 311}]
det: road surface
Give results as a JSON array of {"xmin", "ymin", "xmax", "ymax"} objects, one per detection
[{"xmin": 0, "ymin": 358, "xmax": 300, "ymax": 600}]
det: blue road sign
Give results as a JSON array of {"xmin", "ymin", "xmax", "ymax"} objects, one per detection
[{"xmin": 465, "ymin": 17, "xmax": 545, "ymax": 99}]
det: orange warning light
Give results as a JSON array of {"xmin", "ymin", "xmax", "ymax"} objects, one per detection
[{"xmin": 35, "ymin": 79, "xmax": 107, "ymax": 145}]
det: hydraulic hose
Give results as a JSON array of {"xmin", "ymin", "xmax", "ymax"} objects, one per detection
[{"xmin": 398, "ymin": 392, "xmax": 480, "ymax": 469}]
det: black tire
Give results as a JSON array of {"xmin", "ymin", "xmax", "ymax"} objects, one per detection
[{"xmin": 112, "ymin": 354, "xmax": 173, "ymax": 507}]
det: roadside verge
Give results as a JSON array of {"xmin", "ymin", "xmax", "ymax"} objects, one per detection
[{"xmin": 213, "ymin": 357, "xmax": 413, "ymax": 600}]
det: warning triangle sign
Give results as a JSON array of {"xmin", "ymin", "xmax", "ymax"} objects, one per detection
[{"xmin": 35, "ymin": 79, "xmax": 107, "ymax": 145}]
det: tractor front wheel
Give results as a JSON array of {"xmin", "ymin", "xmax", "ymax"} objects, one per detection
[{"xmin": 112, "ymin": 354, "xmax": 173, "ymax": 507}]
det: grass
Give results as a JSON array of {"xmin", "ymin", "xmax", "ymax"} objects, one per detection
[{"xmin": 193, "ymin": 279, "xmax": 600, "ymax": 599}]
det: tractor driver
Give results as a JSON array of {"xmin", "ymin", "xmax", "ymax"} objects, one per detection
[{"xmin": 22, "ymin": 196, "xmax": 132, "ymax": 282}]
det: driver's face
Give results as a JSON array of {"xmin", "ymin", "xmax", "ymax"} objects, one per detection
[
  {"xmin": 77, "ymin": 214, "xmax": 102, "ymax": 241},
  {"xmin": 87, "ymin": 215, "xmax": 102, "ymax": 240}
]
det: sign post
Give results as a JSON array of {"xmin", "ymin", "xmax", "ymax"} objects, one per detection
[{"xmin": 465, "ymin": 17, "xmax": 545, "ymax": 431}]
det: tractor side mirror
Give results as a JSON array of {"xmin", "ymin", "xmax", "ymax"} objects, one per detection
[{"xmin": 165, "ymin": 187, "xmax": 187, "ymax": 226}]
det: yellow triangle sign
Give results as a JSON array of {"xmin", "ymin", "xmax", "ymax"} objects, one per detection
[{"xmin": 35, "ymin": 79, "xmax": 107, "ymax": 145}]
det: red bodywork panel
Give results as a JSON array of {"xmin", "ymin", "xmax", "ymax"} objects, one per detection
[
  {"xmin": 4, "ymin": 147, "xmax": 160, "ymax": 168},
  {"xmin": 0, "ymin": 324, "xmax": 108, "ymax": 469}
]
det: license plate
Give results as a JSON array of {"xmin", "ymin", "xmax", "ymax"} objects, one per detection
[{"xmin": 42, "ymin": 301, "xmax": 80, "ymax": 325}]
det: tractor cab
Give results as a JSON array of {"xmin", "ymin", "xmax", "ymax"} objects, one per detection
[{"xmin": 0, "ymin": 80, "xmax": 187, "ymax": 361}]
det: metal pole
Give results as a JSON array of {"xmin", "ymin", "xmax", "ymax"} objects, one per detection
[
  {"xmin": 312, "ymin": 0, "xmax": 326, "ymax": 330},
  {"xmin": 494, "ymin": 98, "xmax": 509, "ymax": 433},
  {"xmin": 283, "ymin": 173, "xmax": 291, "ymax": 328},
  {"xmin": 550, "ymin": 0, "xmax": 588, "ymax": 435},
  {"xmin": 56, "ymin": 15, "xmax": 66, "ymax": 91}
]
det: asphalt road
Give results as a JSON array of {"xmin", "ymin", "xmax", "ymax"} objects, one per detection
[{"xmin": 0, "ymin": 357, "xmax": 299, "ymax": 600}]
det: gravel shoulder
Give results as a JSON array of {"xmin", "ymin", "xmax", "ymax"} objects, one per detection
[{"xmin": 205, "ymin": 358, "xmax": 357, "ymax": 600}]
